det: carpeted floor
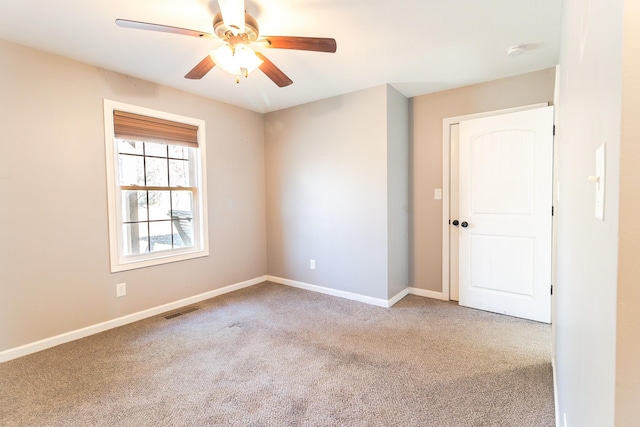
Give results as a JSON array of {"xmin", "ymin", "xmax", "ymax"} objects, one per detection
[{"xmin": 0, "ymin": 282, "xmax": 555, "ymax": 426}]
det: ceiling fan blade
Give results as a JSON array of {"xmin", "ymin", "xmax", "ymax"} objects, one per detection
[
  {"xmin": 217, "ymin": 0, "xmax": 245, "ymax": 34},
  {"xmin": 115, "ymin": 19, "xmax": 215, "ymax": 39},
  {"xmin": 185, "ymin": 55, "xmax": 216, "ymax": 79},
  {"xmin": 262, "ymin": 36, "xmax": 337, "ymax": 53},
  {"xmin": 255, "ymin": 52, "xmax": 293, "ymax": 87}
]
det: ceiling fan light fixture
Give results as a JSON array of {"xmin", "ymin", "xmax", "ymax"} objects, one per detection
[
  {"xmin": 234, "ymin": 45, "xmax": 263, "ymax": 73},
  {"xmin": 210, "ymin": 44, "xmax": 263, "ymax": 77}
]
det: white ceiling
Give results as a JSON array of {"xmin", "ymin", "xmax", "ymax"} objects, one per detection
[{"xmin": 0, "ymin": 0, "xmax": 562, "ymax": 113}]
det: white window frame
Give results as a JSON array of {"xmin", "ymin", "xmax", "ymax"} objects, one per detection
[{"xmin": 103, "ymin": 99, "xmax": 209, "ymax": 272}]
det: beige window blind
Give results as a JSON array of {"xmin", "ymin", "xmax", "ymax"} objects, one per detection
[{"xmin": 113, "ymin": 110, "xmax": 199, "ymax": 147}]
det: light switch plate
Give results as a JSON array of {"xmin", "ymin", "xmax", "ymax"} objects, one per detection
[{"xmin": 434, "ymin": 189, "xmax": 442, "ymax": 200}]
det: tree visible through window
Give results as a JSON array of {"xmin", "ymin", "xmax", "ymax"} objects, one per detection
[{"xmin": 104, "ymin": 100, "xmax": 208, "ymax": 272}]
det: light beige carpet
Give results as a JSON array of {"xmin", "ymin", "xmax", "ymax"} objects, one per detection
[{"xmin": 0, "ymin": 282, "xmax": 555, "ymax": 426}]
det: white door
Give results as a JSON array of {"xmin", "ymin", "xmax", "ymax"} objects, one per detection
[
  {"xmin": 458, "ymin": 106, "xmax": 553, "ymax": 323},
  {"xmin": 449, "ymin": 124, "xmax": 460, "ymax": 301}
]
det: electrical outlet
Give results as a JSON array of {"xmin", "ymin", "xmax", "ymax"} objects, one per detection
[
  {"xmin": 310, "ymin": 259, "xmax": 316, "ymax": 270},
  {"xmin": 116, "ymin": 283, "xmax": 126, "ymax": 297}
]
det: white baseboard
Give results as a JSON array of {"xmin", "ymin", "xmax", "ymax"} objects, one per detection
[
  {"xmin": 408, "ymin": 287, "xmax": 446, "ymax": 300},
  {"xmin": 2, "ymin": 277, "xmax": 448, "ymax": 363},
  {"xmin": 267, "ymin": 276, "xmax": 408, "ymax": 308},
  {"xmin": 0, "ymin": 276, "xmax": 267, "ymax": 363},
  {"xmin": 553, "ymin": 356, "xmax": 560, "ymax": 427},
  {"xmin": 388, "ymin": 287, "xmax": 410, "ymax": 307}
]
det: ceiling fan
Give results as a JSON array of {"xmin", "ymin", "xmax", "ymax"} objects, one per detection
[{"xmin": 116, "ymin": 0, "xmax": 337, "ymax": 87}]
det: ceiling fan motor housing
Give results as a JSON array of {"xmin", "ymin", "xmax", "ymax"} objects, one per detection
[{"xmin": 213, "ymin": 12, "xmax": 259, "ymax": 41}]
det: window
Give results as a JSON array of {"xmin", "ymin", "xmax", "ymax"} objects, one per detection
[{"xmin": 104, "ymin": 100, "xmax": 208, "ymax": 272}]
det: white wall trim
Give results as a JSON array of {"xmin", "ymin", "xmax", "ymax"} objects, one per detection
[
  {"xmin": 267, "ymin": 276, "xmax": 408, "ymax": 308},
  {"xmin": 2, "ymin": 277, "xmax": 452, "ymax": 363},
  {"xmin": 267, "ymin": 276, "xmax": 449, "ymax": 307},
  {"xmin": 553, "ymin": 356, "xmax": 560, "ymax": 427},
  {"xmin": 441, "ymin": 102, "xmax": 549, "ymax": 302},
  {"xmin": 389, "ymin": 287, "xmax": 410, "ymax": 307},
  {"xmin": 0, "ymin": 276, "xmax": 267, "ymax": 363},
  {"xmin": 408, "ymin": 287, "xmax": 446, "ymax": 300}
]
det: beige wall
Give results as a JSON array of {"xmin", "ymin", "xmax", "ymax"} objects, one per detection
[
  {"xmin": 0, "ymin": 40, "xmax": 267, "ymax": 352},
  {"xmin": 615, "ymin": 0, "xmax": 640, "ymax": 423},
  {"xmin": 410, "ymin": 68, "xmax": 556, "ymax": 292},
  {"xmin": 264, "ymin": 85, "xmax": 408, "ymax": 300},
  {"xmin": 555, "ymin": 0, "xmax": 623, "ymax": 424}
]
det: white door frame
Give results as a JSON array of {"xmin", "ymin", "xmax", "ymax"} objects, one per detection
[{"xmin": 441, "ymin": 103, "xmax": 549, "ymax": 301}]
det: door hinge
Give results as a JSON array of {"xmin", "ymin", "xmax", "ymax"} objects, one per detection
[
  {"xmin": 551, "ymin": 285, "xmax": 553, "ymax": 295},
  {"xmin": 552, "ymin": 206, "xmax": 554, "ymax": 216},
  {"xmin": 553, "ymin": 125, "xmax": 556, "ymax": 136}
]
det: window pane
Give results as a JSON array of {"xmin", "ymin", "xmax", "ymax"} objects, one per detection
[
  {"xmin": 123, "ymin": 222, "xmax": 149, "ymax": 255},
  {"xmin": 172, "ymin": 218, "xmax": 193, "ymax": 247},
  {"xmin": 169, "ymin": 159, "xmax": 190, "ymax": 187},
  {"xmin": 119, "ymin": 154, "xmax": 144, "ymax": 186},
  {"xmin": 168, "ymin": 145, "xmax": 188, "ymax": 159},
  {"xmin": 171, "ymin": 191, "xmax": 194, "ymax": 247},
  {"xmin": 171, "ymin": 190, "xmax": 193, "ymax": 214},
  {"xmin": 117, "ymin": 140, "xmax": 144, "ymax": 155},
  {"xmin": 147, "ymin": 191, "xmax": 171, "ymax": 221},
  {"xmin": 149, "ymin": 220, "xmax": 173, "ymax": 252},
  {"xmin": 145, "ymin": 157, "xmax": 168, "ymax": 187},
  {"xmin": 121, "ymin": 191, "xmax": 148, "ymax": 222},
  {"xmin": 145, "ymin": 142, "xmax": 167, "ymax": 157}
]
